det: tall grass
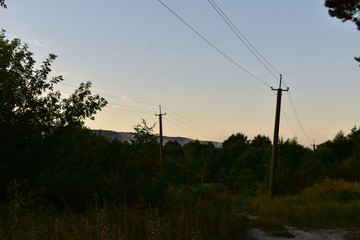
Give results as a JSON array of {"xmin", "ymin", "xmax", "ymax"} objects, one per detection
[
  {"xmin": 0, "ymin": 184, "xmax": 249, "ymax": 240},
  {"xmin": 246, "ymin": 179, "xmax": 360, "ymax": 229},
  {"xmin": 3, "ymin": 179, "xmax": 359, "ymax": 239}
]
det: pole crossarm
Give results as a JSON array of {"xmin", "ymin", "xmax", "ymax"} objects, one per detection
[
  {"xmin": 311, "ymin": 139, "xmax": 318, "ymax": 151},
  {"xmin": 271, "ymin": 74, "xmax": 289, "ymax": 92}
]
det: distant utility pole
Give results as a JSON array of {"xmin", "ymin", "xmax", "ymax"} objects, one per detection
[
  {"xmin": 311, "ymin": 139, "xmax": 318, "ymax": 151},
  {"xmin": 269, "ymin": 74, "xmax": 289, "ymax": 197},
  {"xmin": 156, "ymin": 105, "xmax": 166, "ymax": 164}
]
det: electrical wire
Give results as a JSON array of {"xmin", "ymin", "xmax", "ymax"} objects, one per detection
[
  {"xmin": 55, "ymin": 83, "xmax": 222, "ymax": 141},
  {"xmin": 164, "ymin": 117, "xmax": 217, "ymax": 141},
  {"xmin": 207, "ymin": 0, "xmax": 281, "ymax": 81},
  {"xmin": 59, "ymin": 82, "xmax": 159, "ymax": 107},
  {"xmin": 56, "ymin": 77, "xmax": 309, "ymax": 145},
  {"xmin": 281, "ymin": 109, "xmax": 297, "ymax": 138},
  {"xmin": 54, "ymin": 88, "xmax": 156, "ymax": 115},
  {"xmin": 165, "ymin": 113, "xmax": 220, "ymax": 141},
  {"xmin": 108, "ymin": 104, "xmax": 155, "ymax": 115},
  {"xmin": 107, "ymin": 102, "xmax": 155, "ymax": 115},
  {"xmin": 207, "ymin": 0, "xmax": 312, "ymax": 144},
  {"xmin": 286, "ymin": 90, "xmax": 311, "ymax": 144},
  {"xmin": 157, "ymin": 0, "xmax": 272, "ymax": 88},
  {"xmin": 162, "ymin": 105, "xmax": 223, "ymax": 138}
]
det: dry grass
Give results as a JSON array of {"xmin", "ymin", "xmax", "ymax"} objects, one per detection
[
  {"xmin": 0, "ymin": 186, "xmax": 249, "ymax": 240},
  {"xmin": 246, "ymin": 179, "xmax": 360, "ymax": 230}
]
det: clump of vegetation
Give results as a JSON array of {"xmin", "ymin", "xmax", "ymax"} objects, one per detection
[
  {"xmin": 246, "ymin": 179, "xmax": 360, "ymax": 230},
  {"xmin": 0, "ymin": 182, "xmax": 249, "ymax": 240}
]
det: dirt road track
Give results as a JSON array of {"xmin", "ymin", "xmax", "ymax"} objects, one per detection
[{"xmin": 243, "ymin": 227, "xmax": 359, "ymax": 240}]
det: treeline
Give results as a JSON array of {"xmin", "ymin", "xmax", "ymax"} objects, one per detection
[{"xmin": 1, "ymin": 119, "xmax": 360, "ymax": 211}]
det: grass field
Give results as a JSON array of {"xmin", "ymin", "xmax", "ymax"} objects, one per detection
[{"xmin": 1, "ymin": 179, "xmax": 360, "ymax": 239}]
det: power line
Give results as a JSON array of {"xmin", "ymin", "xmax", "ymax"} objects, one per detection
[
  {"xmin": 208, "ymin": 0, "xmax": 309, "ymax": 144},
  {"xmin": 206, "ymin": 0, "xmax": 312, "ymax": 145},
  {"xmin": 281, "ymin": 109, "xmax": 297, "ymax": 138},
  {"xmin": 57, "ymin": 78, "xmax": 310, "ymax": 145},
  {"xmin": 109, "ymin": 104, "xmax": 155, "ymax": 115},
  {"xmin": 58, "ymin": 81, "xmax": 159, "ymax": 107},
  {"xmin": 207, "ymin": 0, "xmax": 313, "ymax": 146},
  {"xmin": 165, "ymin": 114, "xmax": 219, "ymax": 141},
  {"xmin": 54, "ymin": 88, "xmax": 155, "ymax": 115},
  {"xmin": 157, "ymin": 0, "xmax": 272, "ymax": 88},
  {"xmin": 207, "ymin": 0, "xmax": 281, "ymax": 80},
  {"xmin": 108, "ymin": 102, "xmax": 155, "ymax": 115},
  {"xmin": 164, "ymin": 117, "xmax": 217, "ymax": 142},
  {"xmin": 56, "ymin": 83, "xmax": 221, "ymax": 141},
  {"xmin": 286, "ymin": 90, "xmax": 311, "ymax": 144},
  {"xmin": 162, "ymin": 105, "xmax": 223, "ymax": 139}
]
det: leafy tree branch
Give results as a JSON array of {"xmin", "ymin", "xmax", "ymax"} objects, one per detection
[
  {"xmin": 0, "ymin": 0, "xmax": 6, "ymax": 9},
  {"xmin": 325, "ymin": 0, "xmax": 360, "ymax": 65}
]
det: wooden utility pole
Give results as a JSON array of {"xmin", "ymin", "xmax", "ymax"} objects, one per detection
[
  {"xmin": 311, "ymin": 139, "xmax": 318, "ymax": 151},
  {"xmin": 269, "ymin": 74, "xmax": 289, "ymax": 197},
  {"xmin": 156, "ymin": 105, "xmax": 166, "ymax": 164}
]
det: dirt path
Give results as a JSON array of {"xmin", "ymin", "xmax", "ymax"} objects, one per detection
[{"xmin": 244, "ymin": 227, "xmax": 358, "ymax": 240}]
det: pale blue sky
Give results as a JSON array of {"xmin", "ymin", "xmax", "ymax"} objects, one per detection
[{"xmin": 1, "ymin": 0, "xmax": 359, "ymax": 146}]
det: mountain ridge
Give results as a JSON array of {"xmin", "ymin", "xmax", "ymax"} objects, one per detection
[{"xmin": 93, "ymin": 129, "xmax": 222, "ymax": 147}]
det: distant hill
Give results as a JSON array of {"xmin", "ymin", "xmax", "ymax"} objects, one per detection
[{"xmin": 93, "ymin": 130, "xmax": 222, "ymax": 147}]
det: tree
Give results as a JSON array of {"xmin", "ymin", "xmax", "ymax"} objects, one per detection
[
  {"xmin": 131, "ymin": 118, "xmax": 157, "ymax": 145},
  {"xmin": 325, "ymin": 0, "xmax": 360, "ymax": 65},
  {"xmin": 222, "ymin": 133, "xmax": 249, "ymax": 149},
  {"xmin": 0, "ymin": 30, "xmax": 107, "ymax": 195},
  {"xmin": 276, "ymin": 138, "xmax": 308, "ymax": 194},
  {"xmin": 128, "ymin": 118, "xmax": 160, "ymax": 204},
  {"xmin": 0, "ymin": 30, "xmax": 107, "ymax": 140},
  {"xmin": 0, "ymin": 0, "xmax": 6, "ymax": 9},
  {"xmin": 325, "ymin": 0, "xmax": 360, "ymax": 29}
]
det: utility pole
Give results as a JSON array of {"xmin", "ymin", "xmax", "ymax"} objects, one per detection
[
  {"xmin": 269, "ymin": 74, "xmax": 289, "ymax": 197},
  {"xmin": 311, "ymin": 139, "xmax": 318, "ymax": 151},
  {"xmin": 156, "ymin": 105, "xmax": 166, "ymax": 164}
]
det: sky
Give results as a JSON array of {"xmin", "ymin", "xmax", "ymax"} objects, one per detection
[{"xmin": 1, "ymin": 0, "xmax": 359, "ymax": 147}]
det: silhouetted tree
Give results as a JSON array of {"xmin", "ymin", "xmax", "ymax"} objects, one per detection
[
  {"xmin": 276, "ymin": 138, "xmax": 308, "ymax": 194},
  {"xmin": 325, "ymin": 0, "xmax": 360, "ymax": 65},
  {"xmin": 0, "ymin": 30, "xmax": 107, "ymax": 138},
  {"xmin": 37, "ymin": 127, "xmax": 108, "ymax": 209},
  {"xmin": 216, "ymin": 133, "xmax": 250, "ymax": 191},
  {"xmin": 0, "ymin": 0, "xmax": 6, "ymax": 8},
  {"xmin": 130, "ymin": 118, "xmax": 158, "ymax": 168},
  {"xmin": 0, "ymin": 30, "xmax": 107, "ymax": 198},
  {"xmin": 164, "ymin": 141, "xmax": 185, "ymax": 185},
  {"xmin": 128, "ymin": 118, "xmax": 160, "ymax": 205}
]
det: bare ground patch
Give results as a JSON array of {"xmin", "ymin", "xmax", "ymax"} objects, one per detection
[{"xmin": 243, "ymin": 227, "xmax": 360, "ymax": 240}]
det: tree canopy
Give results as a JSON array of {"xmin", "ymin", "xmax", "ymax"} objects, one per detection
[
  {"xmin": 0, "ymin": 29, "xmax": 108, "ymax": 206},
  {"xmin": 325, "ymin": 0, "xmax": 360, "ymax": 64},
  {"xmin": 0, "ymin": 30, "xmax": 107, "ymax": 139},
  {"xmin": 0, "ymin": 0, "xmax": 6, "ymax": 9},
  {"xmin": 325, "ymin": 0, "xmax": 360, "ymax": 30}
]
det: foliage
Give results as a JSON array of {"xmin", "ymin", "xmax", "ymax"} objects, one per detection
[
  {"xmin": 0, "ymin": 0, "xmax": 5, "ymax": 9},
  {"xmin": 325, "ymin": 0, "xmax": 360, "ymax": 65},
  {"xmin": 131, "ymin": 118, "xmax": 157, "ymax": 145},
  {"xmin": 246, "ymin": 179, "xmax": 360, "ymax": 229},
  {"xmin": 0, "ymin": 30, "xmax": 107, "ymax": 139},
  {"xmin": 2, "ymin": 179, "xmax": 360, "ymax": 239},
  {"xmin": 325, "ymin": 0, "xmax": 360, "ymax": 30},
  {"xmin": 0, "ymin": 185, "xmax": 249, "ymax": 240},
  {"xmin": 0, "ymin": 30, "xmax": 107, "ymax": 202}
]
